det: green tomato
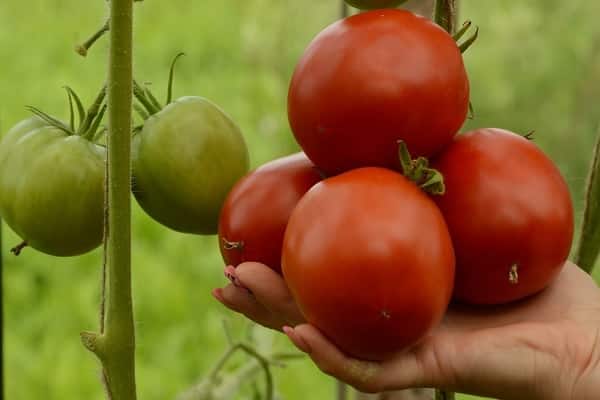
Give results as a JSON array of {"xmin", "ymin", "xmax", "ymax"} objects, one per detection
[
  {"xmin": 132, "ymin": 96, "xmax": 249, "ymax": 234},
  {"xmin": 345, "ymin": 0, "xmax": 407, "ymax": 9},
  {"xmin": 0, "ymin": 124, "xmax": 105, "ymax": 256},
  {"xmin": 0, "ymin": 116, "xmax": 47, "ymax": 168}
]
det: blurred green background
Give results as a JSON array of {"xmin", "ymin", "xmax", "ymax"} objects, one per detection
[{"xmin": 1, "ymin": 0, "xmax": 599, "ymax": 399}]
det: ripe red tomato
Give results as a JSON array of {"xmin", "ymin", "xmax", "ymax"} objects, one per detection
[
  {"xmin": 218, "ymin": 153, "xmax": 322, "ymax": 273},
  {"xmin": 288, "ymin": 9, "xmax": 469, "ymax": 176},
  {"xmin": 432, "ymin": 129, "xmax": 574, "ymax": 305},
  {"xmin": 282, "ymin": 167, "xmax": 455, "ymax": 360}
]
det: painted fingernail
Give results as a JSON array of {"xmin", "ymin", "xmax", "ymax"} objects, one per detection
[
  {"xmin": 283, "ymin": 326, "xmax": 311, "ymax": 353},
  {"xmin": 224, "ymin": 265, "xmax": 251, "ymax": 292}
]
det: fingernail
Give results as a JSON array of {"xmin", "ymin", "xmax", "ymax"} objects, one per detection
[
  {"xmin": 283, "ymin": 326, "xmax": 311, "ymax": 353},
  {"xmin": 211, "ymin": 288, "xmax": 225, "ymax": 302},
  {"xmin": 224, "ymin": 265, "xmax": 251, "ymax": 292}
]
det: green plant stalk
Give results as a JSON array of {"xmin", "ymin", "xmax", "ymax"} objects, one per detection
[
  {"xmin": 575, "ymin": 127, "xmax": 600, "ymax": 274},
  {"xmin": 433, "ymin": 0, "xmax": 456, "ymax": 34},
  {"xmin": 103, "ymin": 0, "xmax": 136, "ymax": 396},
  {"xmin": 81, "ymin": 0, "xmax": 136, "ymax": 398},
  {"xmin": 0, "ymin": 217, "xmax": 4, "ymax": 397},
  {"xmin": 433, "ymin": 2, "xmax": 457, "ymax": 399}
]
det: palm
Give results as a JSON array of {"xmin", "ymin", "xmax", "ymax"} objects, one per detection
[{"xmin": 213, "ymin": 262, "xmax": 600, "ymax": 400}]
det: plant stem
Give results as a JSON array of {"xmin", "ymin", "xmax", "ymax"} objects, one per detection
[
  {"xmin": 81, "ymin": 0, "xmax": 136, "ymax": 399},
  {"xmin": 103, "ymin": 0, "xmax": 136, "ymax": 396},
  {"xmin": 575, "ymin": 126, "xmax": 600, "ymax": 274},
  {"xmin": 0, "ymin": 218, "xmax": 4, "ymax": 398},
  {"xmin": 337, "ymin": 380, "xmax": 349, "ymax": 400},
  {"xmin": 433, "ymin": 0, "xmax": 457, "ymax": 34},
  {"xmin": 435, "ymin": 390, "xmax": 455, "ymax": 400}
]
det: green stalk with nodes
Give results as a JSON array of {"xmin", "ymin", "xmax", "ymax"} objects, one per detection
[{"xmin": 80, "ymin": 0, "xmax": 137, "ymax": 399}]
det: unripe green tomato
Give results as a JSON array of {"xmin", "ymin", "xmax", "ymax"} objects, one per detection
[
  {"xmin": 0, "ymin": 125, "xmax": 105, "ymax": 256},
  {"xmin": 132, "ymin": 96, "xmax": 249, "ymax": 234},
  {"xmin": 345, "ymin": 0, "xmax": 408, "ymax": 10}
]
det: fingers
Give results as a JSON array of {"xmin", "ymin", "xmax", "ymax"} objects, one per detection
[
  {"xmin": 283, "ymin": 324, "xmax": 387, "ymax": 393},
  {"xmin": 212, "ymin": 285, "xmax": 281, "ymax": 330},
  {"xmin": 234, "ymin": 262, "xmax": 305, "ymax": 325}
]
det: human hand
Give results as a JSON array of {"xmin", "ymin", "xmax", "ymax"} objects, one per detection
[{"xmin": 212, "ymin": 262, "xmax": 600, "ymax": 400}]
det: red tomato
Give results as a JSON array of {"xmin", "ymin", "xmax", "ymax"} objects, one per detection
[
  {"xmin": 218, "ymin": 153, "xmax": 322, "ymax": 273},
  {"xmin": 282, "ymin": 167, "xmax": 455, "ymax": 360},
  {"xmin": 288, "ymin": 9, "xmax": 469, "ymax": 176},
  {"xmin": 433, "ymin": 129, "xmax": 574, "ymax": 305}
]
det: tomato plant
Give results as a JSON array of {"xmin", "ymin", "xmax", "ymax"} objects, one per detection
[
  {"xmin": 132, "ymin": 58, "xmax": 249, "ymax": 234},
  {"xmin": 0, "ymin": 88, "xmax": 107, "ymax": 256},
  {"xmin": 218, "ymin": 152, "xmax": 322, "ymax": 273},
  {"xmin": 282, "ymin": 167, "xmax": 455, "ymax": 360},
  {"xmin": 288, "ymin": 9, "xmax": 469, "ymax": 176},
  {"xmin": 433, "ymin": 128, "xmax": 574, "ymax": 305},
  {"xmin": 345, "ymin": 0, "xmax": 407, "ymax": 9}
]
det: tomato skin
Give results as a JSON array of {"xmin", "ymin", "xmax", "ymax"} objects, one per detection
[
  {"xmin": 282, "ymin": 167, "xmax": 455, "ymax": 361},
  {"xmin": 218, "ymin": 153, "xmax": 322, "ymax": 273},
  {"xmin": 345, "ymin": 0, "xmax": 407, "ymax": 9},
  {"xmin": 132, "ymin": 96, "xmax": 249, "ymax": 234},
  {"xmin": 288, "ymin": 9, "xmax": 469, "ymax": 176},
  {"xmin": 432, "ymin": 129, "xmax": 574, "ymax": 305},
  {"xmin": 0, "ymin": 125, "xmax": 105, "ymax": 256}
]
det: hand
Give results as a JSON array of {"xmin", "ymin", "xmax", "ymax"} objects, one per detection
[{"xmin": 212, "ymin": 262, "xmax": 600, "ymax": 400}]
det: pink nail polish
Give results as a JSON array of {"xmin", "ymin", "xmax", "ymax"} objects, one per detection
[{"xmin": 224, "ymin": 265, "xmax": 249, "ymax": 291}]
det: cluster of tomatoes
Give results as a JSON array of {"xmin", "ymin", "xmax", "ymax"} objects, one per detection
[
  {"xmin": 0, "ymin": 62, "xmax": 250, "ymax": 256},
  {"xmin": 219, "ymin": 7, "xmax": 574, "ymax": 361}
]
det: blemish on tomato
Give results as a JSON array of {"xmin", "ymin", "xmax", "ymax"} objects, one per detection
[{"xmin": 509, "ymin": 264, "xmax": 519, "ymax": 285}]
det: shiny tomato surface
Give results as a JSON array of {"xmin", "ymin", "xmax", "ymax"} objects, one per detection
[
  {"xmin": 219, "ymin": 153, "xmax": 322, "ymax": 273},
  {"xmin": 288, "ymin": 9, "xmax": 469, "ymax": 175},
  {"xmin": 433, "ymin": 128, "xmax": 574, "ymax": 305},
  {"xmin": 282, "ymin": 167, "xmax": 455, "ymax": 360}
]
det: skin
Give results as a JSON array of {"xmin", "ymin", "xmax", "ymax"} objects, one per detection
[
  {"xmin": 218, "ymin": 152, "xmax": 322, "ymax": 273},
  {"xmin": 133, "ymin": 96, "xmax": 249, "ymax": 234},
  {"xmin": 433, "ymin": 129, "xmax": 574, "ymax": 304},
  {"xmin": 213, "ymin": 261, "xmax": 600, "ymax": 399},
  {"xmin": 288, "ymin": 9, "xmax": 469, "ymax": 175}
]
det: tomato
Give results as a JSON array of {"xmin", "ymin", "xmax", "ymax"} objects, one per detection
[
  {"xmin": 218, "ymin": 153, "xmax": 322, "ymax": 273},
  {"xmin": 432, "ymin": 129, "xmax": 574, "ymax": 305},
  {"xmin": 345, "ymin": 0, "xmax": 407, "ymax": 9},
  {"xmin": 132, "ymin": 96, "xmax": 249, "ymax": 234},
  {"xmin": 0, "ymin": 125, "xmax": 105, "ymax": 256},
  {"xmin": 282, "ymin": 167, "xmax": 455, "ymax": 360},
  {"xmin": 288, "ymin": 9, "xmax": 469, "ymax": 176}
]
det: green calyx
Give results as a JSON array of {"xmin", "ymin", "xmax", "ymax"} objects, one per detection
[
  {"xmin": 453, "ymin": 20, "xmax": 479, "ymax": 54},
  {"xmin": 398, "ymin": 141, "xmax": 445, "ymax": 195},
  {"xmin": 133, "ymin": 52, "xmax": 186, "ymax": 119},
  {"xmin": 25, "ymin": 85, "xmax": 107, "ymax": 142}
]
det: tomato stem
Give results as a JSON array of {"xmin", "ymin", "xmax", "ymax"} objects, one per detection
[
  {"xmin": 575, "ymin": 126, "xmax": 600, "ymax": 274},
  {"xmin": 75, "ymin": 20, "xmax": 110, "ymax": 57},
  {"xmin": 80, "ymin": 0, "xmax": 137, "ymax": 399},
  {"xmin": 397, "ymin": 141, "xmax": 445, "ymax": 195},
  {"xmin": 433, "ymin": 0, "xmax": 457, "ymax": 34}
]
